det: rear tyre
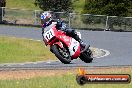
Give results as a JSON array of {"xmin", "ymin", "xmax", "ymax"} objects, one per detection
[
  {"xmin": 79, "ymin": 49, "xmax": 93, "ymax": 63},
  {"xmin": 50, "ymin": 44, "xmax": 71, "ymax": 64}
]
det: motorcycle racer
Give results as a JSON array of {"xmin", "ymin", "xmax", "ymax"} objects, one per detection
[{"xmin": 41, "ymin": 12, "xmax": 89, "ymax": 52}]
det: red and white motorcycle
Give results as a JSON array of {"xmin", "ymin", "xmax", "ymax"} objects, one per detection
[{"xmin": 43, "ymin": 23, "xmax": 93, "ymax": 64}]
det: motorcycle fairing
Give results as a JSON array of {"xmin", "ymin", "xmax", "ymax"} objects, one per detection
[
  {"xmin": 56, "ymin": 35, "xmax": 80, "ymax": 58},
  {"xmin": 69, "ymin": 38, "xmax": 81, "ymax": 58}
]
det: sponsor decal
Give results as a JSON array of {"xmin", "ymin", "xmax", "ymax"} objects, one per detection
[{"xmin": 76, "ymin": 68, "xmax": 131, "ymax": 85}]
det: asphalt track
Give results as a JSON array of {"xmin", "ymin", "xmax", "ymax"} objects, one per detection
[{"xmin": 0, "ymin": 25, "xmax": 132, "ymax": 69}]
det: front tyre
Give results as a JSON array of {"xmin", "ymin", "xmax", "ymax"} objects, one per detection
[
  {"xmin": 79, "ymin": 49, "xmax": 93, "ymax": 63},
  {"xmin": 50, "ymin": 44, "xmax": 71, "ymax": 64}
]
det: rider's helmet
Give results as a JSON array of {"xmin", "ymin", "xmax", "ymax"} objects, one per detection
[{"xmin": 41, "ymin": 12, "xmax": 52, "ymax": 28}]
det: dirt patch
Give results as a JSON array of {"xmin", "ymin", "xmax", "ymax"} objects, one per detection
[
  {"xmin": 0, "ymin": 70, "xmax": 76, "ymax": 80},
  {"xmin": 0, "ymin": 67, "xmax": 131, "ymax": 80}
]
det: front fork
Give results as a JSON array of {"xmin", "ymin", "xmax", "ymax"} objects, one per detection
[
  {"xmin": 50, "ymin": 43, "xmax": 69, "ymax": 58},
  {"xmin": 50, "ymin": 42, "xmax": 63, "ymax": 53}
]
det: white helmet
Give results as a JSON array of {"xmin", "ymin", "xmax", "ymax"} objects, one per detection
[{"xmin": 41, "ymin": 12, "xmax": 51, "ymax": 22}]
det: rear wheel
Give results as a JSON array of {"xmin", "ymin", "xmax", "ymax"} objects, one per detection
[
  {"xmin": 50, "ymin": 44, "xmax": 71, "ymax": 64},
  {"xmin": 79, "ymin": 49, "xmax": 93, "ymax": 63}
]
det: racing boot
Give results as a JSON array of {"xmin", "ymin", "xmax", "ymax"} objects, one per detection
[
  {"xmin": 68, "ymin": 29, "xmax": 90, "ymax": 52},
  {"xmin": 73, "ymin": 32, "xmax": 90, "ymax": 53},
  {"xmin": 78, "ymin": 39, "xmax": 90, "ymax": 53}
]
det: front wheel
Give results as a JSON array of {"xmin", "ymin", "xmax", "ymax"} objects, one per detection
[
  {"xmin": 79, "ymin": 49, "xmax": 93, "ymax": 63},
  {"xmin": 50, "ymin": 44, "xmax": 71, "ymax": 64}
]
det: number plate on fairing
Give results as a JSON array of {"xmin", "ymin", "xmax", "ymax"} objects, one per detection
[{"xmin": 43, "ymin": 28, "xmax": 55, "ymax": 42}]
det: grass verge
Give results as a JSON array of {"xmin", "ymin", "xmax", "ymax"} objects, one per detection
[
  {"xmin": 6, "ymin": 0, "xmax": 40, "ymax": 10},
  {"xmin": 0, "ymin": 36, "xmax": 56, "ymax": 63},
  {"xmin": 0, "ymin": 67, "xmax": 131, "ymax": 88}
]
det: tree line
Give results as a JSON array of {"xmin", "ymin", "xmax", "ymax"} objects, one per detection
[
  {"xmin": 0, "ymin": 0, "xmax": 6, "ymax": 7},
  {"xmin": 0, "ymin": 0, "xmax": 132, "ymax": 16},
  {"xmin": 35, "ymin": 0, "xmax": 132, "ymax": 16},
  {"xmin": 34, "ymin": 0, "xmax": 73, "ymax": 12},
  {"xmin": 82, "ymin": 0, "xmax": 132, "ymax": 16}
]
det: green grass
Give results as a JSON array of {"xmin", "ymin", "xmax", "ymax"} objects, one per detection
[
  {"xmin": 1, "ymin": 74, "xmax": 75, "ymax": 88},
  {"xmin": 5, "ymin": 0, "xmax": 40, "ymax": 24},
  {"xmin": 0, "ymin": 36, "xmax": 56, "ymax": 63},
  {"xmin": 6, "ymin": 0, "xmax": 40, "ymax": 10},
  {"xmin": 0, "ymin": 69, "xmax": 131, "ymax": 88}
]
